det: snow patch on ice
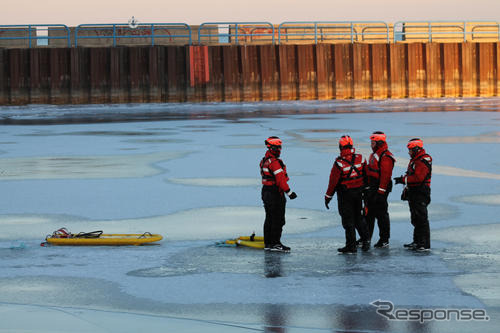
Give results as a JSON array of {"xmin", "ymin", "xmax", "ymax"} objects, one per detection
[
  {"xmin": 0, "ymin": 152, "xmax": 188, "ymax": 180},
  {"xmin": 455, "ymin": 273, "xmax": 500, "ymax": 307},
  {"xmin": 168, "ymin": 177, "xmax": 260, "ymax": 187},
  {"xmin": 0, "ymin": 284, "xmax": 58, "ymax": 293},
  {"xmin": 434, "ymin": 223, "xmax": 500, "ymax": 246},
  {"xmin": 0, "ymin": 216, "xmax": 52, "ymax": 225},
  {"xmin": 0, "ymin": 207, "xmax": 335, "ymax": 241},
  {"xmin": 453, "ymin": 194, "xmax": 500, "ymax": 206},
  {"xmin": 434, "ymin": 223, "xmax": 500, "ymax": 307},
  {"xmin": 389, "ymin": 202, "xmax": 457, "ymax": 221},
  {"xmin": 424, "ymin": 134, "xmax": 500, "ymax": 144}
]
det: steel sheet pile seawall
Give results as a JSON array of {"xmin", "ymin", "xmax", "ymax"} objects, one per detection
[{"xmin": 1, "ymin": 43, "xmax": 500, "ymax": 105}]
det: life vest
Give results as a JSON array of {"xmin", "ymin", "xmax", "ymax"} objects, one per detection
[
  {"xmin": 335, "ymin": 153, "xmax": 364, "ymax": 189},
  {"xmin": 260, "ymin": 155, "xmax": 288, "ymax": 186},
  {"xmin": 366, "ymin": 149, "xmax": 396, "ymax": 187},
  {"xmin": 407, "ymin": 153, "xmax": 432, "ymax": 187},
  {"xmin": 366, "ymin": 149, "xmax": 395, "ymax": 180}
]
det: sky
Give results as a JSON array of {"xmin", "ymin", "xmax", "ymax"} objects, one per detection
[{"xmin": 2, "ymin": 0, "xmax": 500, "ymax": 27}]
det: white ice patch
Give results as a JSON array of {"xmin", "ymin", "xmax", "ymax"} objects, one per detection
[
  {"xmin": 454, "ymin": 273, "xmax": 500, "ymax": 307},
  {"xmin": 0, "ymin": 216, "xmax": 52, "ymax": 225},
  {"xmin": 168, "ymin": 177, "xmax": 260, "ymax": 187},
  {"xmin": 424, "ymin": 133, "xmax": 500, "ymax": 144},
  {"xmin": 0, "ymin": 152, "xmax": 187, "ymax": 180},
  {"xmin": 0, "ymin": 284, "xmax": 58, "ymax": 293},
  {"xmin": 221, "ymin": 144, "xmax": 261, "ymax": 149},
  {"xmin": 454, "ymin": 194, "xmax": 500, "ymax": 206},
  {"xmin": 0, "ymin": 207, "xmax": 335, "ymax": 241},
  {"xmin": 434, "ymin": 224, "xmax": 500, "ymax": 307},
  {"xmin": 434, "ymin": 223, "xmax": 500, "ymax": 246},
  {"xmin": 389, "ymin": 201, "xmax": 457, "ymax": 221}
]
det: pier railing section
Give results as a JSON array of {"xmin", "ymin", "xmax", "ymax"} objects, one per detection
[
  {"xmin": 1, "ymin": 21, "xmax": 500, "ymax": 48},
  {"xmin": 0, "ymin": 25, "xmax": 71, "ymax": 48},
  {"xmin": 74, "ymin": 23, "xmax": 192, "ymax": 47},
  {"xmin": 197, "ymin": 22, "xmax": 275, "ymax": 45},
  {"xmin": 278, "ymin": 21, "xmax": 390, "ymax": 44},
  {"xmin": 393, "ymin": 21, "xmax": 500, "ymax": 43}
]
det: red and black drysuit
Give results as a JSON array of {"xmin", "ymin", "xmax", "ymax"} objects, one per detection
[
  {"xmin": 325, "ymin": 148, "xmax": 369, "ymax": 250},
  {"xmin": 402, "ymin": 149, "xmax": 432, "ymax": 249},
  {"xmin": 365, "ymin": 142, "xmax": 395, "ymax": 243},
  {"xmin": 260, "ymin": 150, "xmax": 291, "ymax": 247}
]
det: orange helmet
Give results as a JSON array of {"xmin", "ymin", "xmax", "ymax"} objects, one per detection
[
  {"xmin": 265, "ymin": 136, "xmax": 282, "ymax": 149},
  {"xmin": 407, "ymin": 138, "xmax": 424, "ymax": 150},
  {"xmin": 370, "ymin": 131, "xmax": 386, "ymax": 142},
  {"xmin": 339, "ymin": 135, "xmax": 353, "ymax": 149}
]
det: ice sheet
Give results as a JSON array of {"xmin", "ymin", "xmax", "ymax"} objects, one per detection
[
  {"xmin": 1, "ymin": 101, "xmax": 499, "ymax": 332},
  {"xmin": 434, "ymin": 224, "xmax": 500, "ymax": 307}
]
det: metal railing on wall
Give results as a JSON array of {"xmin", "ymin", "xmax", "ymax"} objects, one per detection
[
  {"xmin": 0, "ymin": 24, "xmax": 71, "ymax": 47},
  {"xmin": 3, "ymin": 21, "xmax": 500, "ymax": 48},
  {"xmin": 278, "ymin": 21, "xmax": 390, "ymax": 44},
  {"xmin": 197, "ymin": 22, "xmax": 275, "ymax": 45},
  {"xmin": 74, "ymin": 23, "xmax": 192, "ymax": 47},
  {"xmin": 393, "ymin": 21, "xmax": 500, "ymax": 43}
]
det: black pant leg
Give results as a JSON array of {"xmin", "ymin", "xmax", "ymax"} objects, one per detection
[
  {"xmin": 262, "ymin": 187, "xmax": 286, "ymax": 246},
  {"xmin": 365, "ymin": 208, "xmax": 376, "ymax": 241},
  {"xmin": 353, "ymin": 191, "xmax": 369, "ymax": 242},
  {"xmin": 409, "ymin": 189, "xmax": 431, "ymax": 248},
  {"xmin": 338, "ymin": 190, "xmax": 358, "ymax": 249},
  {"xmin": 376, "ymin": 194, "xmax": 391, "ymax": 242},
  {"xmin": 366, "ymin": 193, "xmax": 390, "ymax": 242},
  {"xmin": 272, "ymin": 195, "xmax": 286, "ymax": 244}
]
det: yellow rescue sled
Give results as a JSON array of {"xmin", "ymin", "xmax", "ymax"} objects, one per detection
[
  {"xmin": 42, "ymin": 228, "xmax": 163, "ymax": 246},
  {"xmin": 219, "ymin": 234, "xmax": 265, "ymax": 249}
]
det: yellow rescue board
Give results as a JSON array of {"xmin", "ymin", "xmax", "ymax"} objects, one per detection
[
  {"xmin": 224, "ymin": 235, "xmax": 265, "ymax": 249},
  {"xmin": 46, "ymin": 234, "xmax": 163, "ymax": 246},
  {"xmin": 237, "ymin": 235, "xmax": 264, "ymax": 242},
  {"xmin": 236, "ymin": 239, "xmax": 265, "ymax": 249}
]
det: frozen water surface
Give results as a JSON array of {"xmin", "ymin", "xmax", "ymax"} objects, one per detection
[{"xmin": 0, "ymin": 98, "xmax": 499, "ymax": 332}]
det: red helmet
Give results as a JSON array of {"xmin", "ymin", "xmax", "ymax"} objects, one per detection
[
  {"xmin": 339, "ymin": 135, "xmax": 353, "ymax": 149},
  {"xmin": 407, "ymin": 138, "xmax": 424, "ymax": 150},
  {"xmin": 370, "ymin": 131, "xmax": 386, "ymax": 143},
  {"xmin": 265, "ymin": 136, "xmax": 282, "ymax": 149}
]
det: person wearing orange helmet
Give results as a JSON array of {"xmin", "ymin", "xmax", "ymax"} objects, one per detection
[
  {"xmin": 324, "ymin": 135, "xmax": 369, "ymax": 254},
  {"xmin": 394, "ymin": 138, "xmax": 432, "ymax": 251},
  {"xmin": 260, "ymin": 136, "xmax": 297, "ymax": 252},
  {"xmin": 364, "ymin": 131, "xmax": 395, "ymax": 249}
]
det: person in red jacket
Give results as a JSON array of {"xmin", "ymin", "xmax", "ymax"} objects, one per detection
[
  {"xmin": 325, "ymin": 135, "xmax": 369, "ymax": 254},
  {"xmin": 364, "ymin": 131, "xmax": 395, "ymax": 248},
  {"xmin": 394, "ymin": 138, "xmax": 432, "ymax": 251},
  {"xmin": 260, "ymin": 136, "xmax": 297, "ymax": 252}
]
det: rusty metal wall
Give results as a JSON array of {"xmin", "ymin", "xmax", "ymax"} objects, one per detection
[
  {"xmin": 0, "ymin": 49, "xmax": 7, "ymax": 104},
  {"xmin": 2, "ymin": 43, "xmax": 500, "ymax": 105}
]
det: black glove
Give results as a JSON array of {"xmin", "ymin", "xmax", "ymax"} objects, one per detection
[
  {"xmin": 288, "ymin": 191, "xmax": 297, "ymax": 200},
  {"xmin": 324, "ymin": 196, "xmax": 332, "ymax": 209},
  {"xmin": 394, "ymin": 176, "xmax": 405, "ymax": 185}
]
